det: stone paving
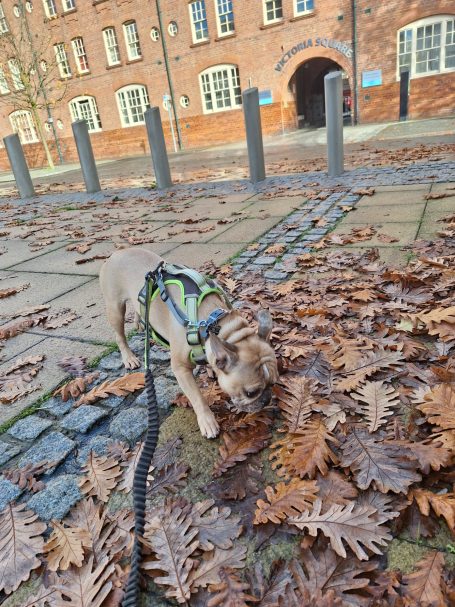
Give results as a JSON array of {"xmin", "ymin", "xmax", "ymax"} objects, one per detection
[{"xmin": 0, "ymin": 159, "xmax": 454, "ymax": 525}]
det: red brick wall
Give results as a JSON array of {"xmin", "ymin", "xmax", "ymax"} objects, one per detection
[{"xmin": 0, "ymin": 0, "xmax": 453, "ymax": 169}]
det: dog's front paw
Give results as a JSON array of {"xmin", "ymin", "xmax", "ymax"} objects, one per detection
[
  {"xmin": 122, "ymin": 351, "xmax": 141, "ymax": 370},
  {"xmin": 197, "ymin": 410, "xmax": 220, "ymax": 439}
]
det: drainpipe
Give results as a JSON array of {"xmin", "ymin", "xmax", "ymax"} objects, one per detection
[
  {"xmin": 351, "ymin": 0, "xmax": 359, "ymax": 125},
  {"xmin": 155, "ymin": 0, "xmax": 183, "ymax": 150}
]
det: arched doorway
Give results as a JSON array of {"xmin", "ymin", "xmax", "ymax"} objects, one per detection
[{"xmin": 289, "ymin": 58, "xmax": 352, "ymax": 128}]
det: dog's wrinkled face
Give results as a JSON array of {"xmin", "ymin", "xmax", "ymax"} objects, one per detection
[{"xmin": 207, "ymin": 310, "xmax": 278, "ymax": 413}]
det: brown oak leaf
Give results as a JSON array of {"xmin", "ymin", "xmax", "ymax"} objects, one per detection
[
  {"xmin": 417, "ymin": 383, "xmax": 455, "ymax": 430},
  {"xmin": 213, "ymin": 423, "xmax": 271, "ymax": 478},
  {"xmin": 276, "ymin": 376, "xmax": 318, "ymax": 433},
  {"xmin": 290, "ymin": 499, "xmax": 392, "ymax": 560},
  {"xmin": 410, "ymin": 489, "xmax": 455, "ymax": 531},
  {"xmin": 190, "ymin": 499, "xmax": 242, "ymax": 551},
  {"xmin": 189, "ymin": 546, "xmax": 247, "ymax": 590},
  {"xmin": 402, "ymin": 551, "xmax": 445, "ymax": 606},
  {"xmin": 207, "ymin": 568, "xmax": 255, "ymax": 607},
  {"xmin": 79, "ymin": 452, "xmax": 122, "ymax": 502},
  {"xmin": 340, "ymin": 428, "xmax": 421, "ymax": 494},
  {"xmin": 76, "ymin": 372, "xmax": 145, "ymax": 406},
  {"xmin": 254, "ymin": 478, "xmax": 319, "ymax": 525},
  {"xmin": 54, "ymin": 372, "xmax": 99, "ymax": 401},
  {"xmin": 0, "ymin": 503, "xmax": 46, "ymax": 595},
  {"xmin": 44, "ymin": 520, "xmax": 92, "ymax": 571},
  {"xmin": 52, "ymin": 555, "xmax": 115, "ymax": 606},
  {"xmin": 351, "ymin": 380, "xmax": 400, "ymax": 432}
]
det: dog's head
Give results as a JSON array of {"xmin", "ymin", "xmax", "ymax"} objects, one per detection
[{"xmin": 206, "ymin": 310, "xmax": 278, "ymax": 413}]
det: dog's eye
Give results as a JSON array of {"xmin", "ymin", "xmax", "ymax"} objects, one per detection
[{"xmin": 245, "ymin": 388, "xmax": 261, "ymax": 399}]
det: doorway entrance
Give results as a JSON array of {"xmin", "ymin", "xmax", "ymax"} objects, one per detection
[{"xmin": 290, "ymin": 58, "xmax": 352, "ymax": 128}]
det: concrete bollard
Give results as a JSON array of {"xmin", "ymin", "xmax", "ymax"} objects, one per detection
[
  {"xmin": 242, "ymin": 87, "xmax": 266, "ymax": 184},
  {"xmin": 3, "ymin": 134, "xmax": 35, "ymax": 199},
  {"xmin": 324, "ymin": 72, "xmax": 344, "ymax": 177},
  {"xmin": 71, "ymin": 120, "xmax": 101, "ymax": 193},
  {"xmin": 145, "ymin": 107, "xmax": 172, "ymax": 190}
]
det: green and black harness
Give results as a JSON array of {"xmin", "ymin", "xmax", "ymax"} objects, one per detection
[{"xmin": 137, "ymin": 261, "xmax": 232, "ymax": 366}]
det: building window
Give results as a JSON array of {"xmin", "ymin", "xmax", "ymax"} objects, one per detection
[
  {"xmin": 215, "ymin": 0, "xmax": 234, "ymax": 36},
  {"xmin": 62, "ymin": 0, "xmax": 75, "ymax": 11},
  {"xmin": 54, "ymin": 42, "xmax": 71, "ymax": 78},
  {"xmin": 0, "ymin": 67, "xmax": 9, "ymax": 94},
  {"xmin": 199, "ymin": 64, "xmax": 241, "ymax": 113},
  {"xmin": 189, "ymin": 1, "xmax": 208, "ymax": 43},
  {"xmin": 180, "ymin": 95, "xmax": 190, "ymax": 108},
  {"xmin": 9, "ymin": 110, "xmax": 39, "ymax": 144},
  {"xmin": 103, "ymin": 27, "xmax": 120, "ymax": 66},
  {"xmin": 168, "ymin": 21, "xmax": 178, "ymax": 36},
  {"xmin": 40, "ymin": 60, "xmax": 47, "ymax": 72},
  {"xmin": 263, "ymin": 0, "xmax": 282, "ymax": 23},
  {"xmin": 397, "ymin": 16, "xmax": 455, "ymax": 79},
  {"xmin": 8, "ymin": 59, "xmax": 24, "ymax": 90},
  {"xmin": 13, "ymin": 4, "xmax": 21, "ymax": 17},
  {"xmin": 0, "ymin": 2, "xmax": 9, "ymax": 33},
  {"xmin": 123, "ymin": 21, "xmax": 141, "ymax": 60},
  {"xmin": 69, "ymin": 96, "xmax": 102, "ymax": 132},
  {"xmin": 26, "ymin": 1, "xmax": 33, "ymax": 12},
  {"xmin": 71, "ymin": 37, "xmax": 89, "ymax": 73},
  {"xmin": 43, "ymin": 0, "xmax": 57, "ymax": 18},
  {"xmin": 294, "ymin": 0, "xmax": 314, "ymax": 15},
  {"xmin": 150, "ymin": 26, "xmax": 160, "ymax": 41},
  {"xmin": 116, "ymin": 84, "xmax": 149, "ymax": 126}
]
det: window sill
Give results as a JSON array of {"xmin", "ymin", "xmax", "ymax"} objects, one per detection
[
  {"xmin": 125, "ymin": 56, "xmax": 143, "ymax": 65},
  {"xmin": 260, "ymin": 20, "xmax": 284, "ymax": 30},
  {"xmin": 62, "ymin": 8, "xmax": 77, "ymax": 17},
  {"xmin": 289, "ymin": 11, "xmax": 316, "ymax": 22},
  {"xmin": 214, "ymin": 32, "xmax": 236, "ymax": 42},
  {"xmin": 92, "ymin": 0, "xmax": 109, "ymax": 5},
  {"xmin": 106, "ymin": 63, "xmax": 122, "ymax": 70},
  {"xmin": 76, "ymin": 70, "xmax": 91, "ymax": 76},
  {"xmin": 190, "ymin": 39, "xmax": 210, "ymax": 48},
  {"xmin": 44, "ymin": 15, "xmax": 60, "ymax": 24}
]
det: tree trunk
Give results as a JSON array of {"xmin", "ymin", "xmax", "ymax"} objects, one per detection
[{"xmin": 31, "ymin": 107, "xmax": 54, "ymax": 170}]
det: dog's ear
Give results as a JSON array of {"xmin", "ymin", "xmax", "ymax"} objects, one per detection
[
  {"xmin": 209, "ymin": 334, "xmax": 238, "ymax": 371},
  {"xmin": 257, "ymin": 309, "xmax": 273, "ymax": 342}
]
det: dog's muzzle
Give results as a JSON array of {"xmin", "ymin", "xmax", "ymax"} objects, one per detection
[{"xmin": 230, "ymin": 387, "xmax": 272, "ymax": 413}]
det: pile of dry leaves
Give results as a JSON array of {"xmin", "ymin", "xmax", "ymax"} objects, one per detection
[{"xmin": 2, "ymin": 220, "xmax": 455, "ymax": 606}]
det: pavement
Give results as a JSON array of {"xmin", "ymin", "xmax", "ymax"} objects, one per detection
[
  {"xmin": 0, "ymin": 150, "xmax": 454, "ymax": 603},
  {"xmin": 0, "ymin": 115, "xmax": 453, "ymax": 195}
]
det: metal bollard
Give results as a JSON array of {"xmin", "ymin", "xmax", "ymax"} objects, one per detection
[
  {"xmin": 3, "ymin": 134, "xmax": 35, "ymax": 199},
  {"xmin": 145, "ymin": 107, "xmax": 172, "ymax": 190},
  {"xmin": 324, "ymin": 72, "xmax": 344, "ymax": 177},
  {"xmin": 242, "ymin": 87, "xmax": 266, "ymax": 184},
  {"xmin": 71, "ymin": 120, "xmax": 101, "ymax": 193}
]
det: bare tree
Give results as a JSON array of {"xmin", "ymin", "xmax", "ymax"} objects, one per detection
[{"xmin": 0, "ymin": 1, "xmax": 66, "ymax": 168}]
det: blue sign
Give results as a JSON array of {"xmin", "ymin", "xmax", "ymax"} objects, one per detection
[
  {"xmin": 362, "ymin": 69, "xmax": 382, "ymax": 88},
  {"xmin": 259, "ymin": 89, "xmax": 273, "ymax": 106}
]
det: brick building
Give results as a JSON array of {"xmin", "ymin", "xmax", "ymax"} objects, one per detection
[{"xmin": 0, "ymin": 0, "xmax": 453, "ymax": 168}]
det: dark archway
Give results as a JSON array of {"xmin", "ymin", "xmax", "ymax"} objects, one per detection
[{"xmin": 289, "ymin": 58, "xmax": 352, "ymax": 128}]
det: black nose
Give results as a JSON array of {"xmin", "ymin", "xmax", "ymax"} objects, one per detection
[{"xmin": 260, "ymin": 387, "xmax": 272, "ymax": 406}]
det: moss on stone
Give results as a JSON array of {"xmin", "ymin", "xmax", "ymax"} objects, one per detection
[
  {"xmin": 107, "ymin": 490, "xmax": 133, "ymax": 514},
  {"xmin": 245, "ymin": 535, "xmax": 300, "ymax": 578},
  {"xmin": 1, "ymin": 574, "xmax": 43, "ymax": 606},
  {"xmin": 387, "ymin": 524, "xmax": 455, "ymax": 573},
  {"xmin": 259, "ymin": 445, "xmax": 281, "ymax": 486},
  {"xmin": 157, "ymin": 408, "xmax": 219, "ymax": 503}
]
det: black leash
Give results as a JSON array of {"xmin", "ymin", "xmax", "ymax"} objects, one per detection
[{"xmin": 122, "ymin": 275, "xmax": 160, "ymax": 607}]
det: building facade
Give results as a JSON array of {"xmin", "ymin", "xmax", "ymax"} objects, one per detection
[{"xmin": 0, "ymin": 0, "xmax": 453, "ymax": 168}]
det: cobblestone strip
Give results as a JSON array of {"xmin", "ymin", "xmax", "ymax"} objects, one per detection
[{"xmin": 232, "ymin": 190, "xmax": 361, "ymax": 280}]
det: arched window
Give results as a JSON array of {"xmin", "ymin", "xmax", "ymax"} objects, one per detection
[
  {"xmin": 69, "ymin": 95, "xmax": 102, "ymax": 132},
  {"xmin": 9, "ymin": 110, "xmax": 39, "ymax": 143},
  {"xmin": 199, "ymin": 64, "xmax": 241, "ymax": 113},
  {"xmin": 115, "ymin": 84, "xmax": 149, "ymax": 126},
  {"xmin": 398, "ymin": 15, "xmax": 455, "ymax": 79}
]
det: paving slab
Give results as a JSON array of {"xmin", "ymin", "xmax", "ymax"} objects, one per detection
[
  {"xmin": 170, "ymin": 200, "xmax": 256, "ymax": 220},
  {"xmin": 341, "ymin": 246, "xmax": 411, "ymax": 266},
  {"xmin": 428, "ymin": 183, "xmax": 455, "ymax": 195},
  {"xmin": 336, "ymin": 222, "xmax": 420, "ymax": 247},
  {"xmin": 356, "ymin": 190, "xmax": 428, "ymax": 207},
  {"xmin": 0, "ymin": 271, "xmax": 92, "ymax": 319},
  {"xmin": 9, "ymin": 241, "xmax": 117, "ymax": 276},
  {"xmin": 245, "ymin": 196, "xmax": 309, "ymax": 216},
  {"xmin": 151, "ymin": 219, "xmax": 237, "ymax": 244},
  {"xmin": 209, "ymin": 216, "xmax": 282, "ymax": 244},
  {"xmin": 0, "ymin": 332, "xmax": 47, "ymax": 363},
  {"xmin": 165, "ymin": 243, "xmax": 242, "ymax": 268},
  {"xmin": 0, "ymin": 338, "xmax": 106, "ymax": 426},
  {"xmin": 0, "ymin": 240, "xmax": 70, "ymax": 270},
  {"xmin": 26, "ymin": 278, "xmax": 124, "ymax": 344},
  {"xmin": 374, "ymin": 184, "xmax": 431, "ymax": 192},
  {"xmin": 340, "ymin": 203, "xmax": 425, "ymax": 225}
]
